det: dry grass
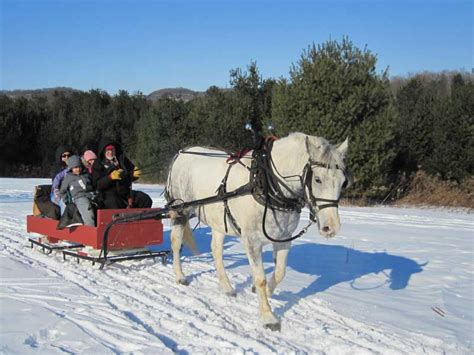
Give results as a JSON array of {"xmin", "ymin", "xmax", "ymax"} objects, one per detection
[
  {"xmin": 340, "ymin": 171, "xmax": 473, "ymax": 210},
  {"xmin": 395, "ymin": 171, "xmax": 473, "ymax": 209}
]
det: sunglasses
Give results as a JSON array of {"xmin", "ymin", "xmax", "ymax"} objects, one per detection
[{"xmin": 61, "ymin": 153, "xmax": 72, "ymax": 158}]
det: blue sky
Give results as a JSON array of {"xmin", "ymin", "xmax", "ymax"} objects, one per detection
[{"xmin": 1, "ymin": 0, "xmax": 472, "ymax": 94}]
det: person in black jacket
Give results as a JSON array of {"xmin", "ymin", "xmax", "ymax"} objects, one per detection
[{"xmin": 91, "ymin": 138, "xmax": 152, "ymax": 209}]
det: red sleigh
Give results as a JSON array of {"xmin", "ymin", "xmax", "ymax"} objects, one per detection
[{"xmin": 27, "ymin": 208, "xmax": 169, "ymax": 268}]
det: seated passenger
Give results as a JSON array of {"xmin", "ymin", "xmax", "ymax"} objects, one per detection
[
  {"xmin": 92, "ymin": 138, "xmax": 152, "ymax": 209},
  {"xmin": 51, "ymin": 146, "xmax": 74, "ymax": 212},
  {"xmin": 82, "ymin": 150, "xmax": 97, "ymax": 174},
  {"xmin": 59, "ymin": 155, "xmax": 96, "ymax": 226}
]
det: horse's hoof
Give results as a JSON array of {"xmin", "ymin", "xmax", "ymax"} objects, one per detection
[
  {"xmin": 225, "ymin": 290, "xmax": 237, "ymax": 297},
  {"xmin": 264, "ymin": 322, "xmax": 281, "ymax": 332},
  {"xmin": 178, "ymin": 278, "xmax": 189, "ymax": 286},
  {"xmin": 251, "ymin": 285, "xmax": 256, "ymax": 293}
]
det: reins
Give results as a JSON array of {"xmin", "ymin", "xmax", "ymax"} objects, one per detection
[
  {"xmin": 101, "ymin": 134, "xmax": 347, "ymax": 260},
  {"xmin": 254, "ymin": 139, "xmax": 344, "ymax": 243}
]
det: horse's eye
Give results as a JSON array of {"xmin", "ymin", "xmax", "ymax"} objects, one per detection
[{"xmin": 314, "ymin": 177, "xmax": 322, "ymax": 184}]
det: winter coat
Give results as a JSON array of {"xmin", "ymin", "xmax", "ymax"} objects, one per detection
[
  {"xmin": 57, "ymin": 203, "xmax": 84, "ymax": 229},
  {"xmin": 51, "ymin": 145, "xmax": 75, "ymax": 198},
  {"xmin": 91, "ymin": 138, "xmax": 136, "ymax": 208},
  {"xmin": 59, "ymin": 171, "xmax": 95, "ymax": 203},
  {"xmin": 51, "ymin": 145, "xmax": 75, "ymax": 181},
  {"xmin": 52, "ymin": 168, "xmax": 69, "ymax": 192}
]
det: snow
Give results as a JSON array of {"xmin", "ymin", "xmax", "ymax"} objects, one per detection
[{"xmin": 1, "ymin": 178, "xmax": 472, "ymax": 354}]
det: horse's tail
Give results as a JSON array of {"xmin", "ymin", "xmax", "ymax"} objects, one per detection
[
  {"xmin": 183, "ymin": 221, "xmax": 198, "ymax": 255},
  {"xmin": 168, "ymin": 210, "xmax": 199, "ymax": 255}
]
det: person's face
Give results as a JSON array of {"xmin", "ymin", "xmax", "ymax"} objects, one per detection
[
  {"xmin": 105, "ymin": 148, "xmax": 115, "ymax": 160},
  {"xmin": 72, "ymin": 167, "xmax": 81, "ymax": 175},
  {"xmin": 87, "ymin": 158, "xmax": 96, "ymax": 167},
  {"xmin": 61, "ymin": 152, "xmax": 72, "ymax": 163}
]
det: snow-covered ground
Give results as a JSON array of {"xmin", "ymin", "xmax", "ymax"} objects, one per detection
[{"xmin": 0, "ymin": 178, "xmax": 472, "ymax": 354}]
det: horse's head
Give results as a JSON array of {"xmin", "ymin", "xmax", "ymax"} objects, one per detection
[{"xmin": 304, "ymin": 136, "xmax": 349, "ymax": 238}]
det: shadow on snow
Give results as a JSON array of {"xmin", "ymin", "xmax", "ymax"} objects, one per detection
[{"xmin": 155, "ymin": 227, "xmax": 427, "ymax": 316}]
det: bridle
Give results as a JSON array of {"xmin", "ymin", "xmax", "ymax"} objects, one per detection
[{"xmin": 301, "ymin": 160, "xmax": 349, "ymax": 220}]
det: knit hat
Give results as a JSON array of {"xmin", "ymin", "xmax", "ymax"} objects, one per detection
[
  {"xmin": 67, "ymin": 155, "xmax": 82, "ymax": 170},
  {"xmin": 83, "ymin": 150, "xmax": 97, "ymax": 162},
  {"xmin": 105, "ymin": 144, "xmax": 115, "ymax": 151}
]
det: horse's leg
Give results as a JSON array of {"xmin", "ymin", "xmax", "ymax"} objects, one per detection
[
  {"xmin": 267, "ymin": 242, "xmax": 291, "ymax": 296},
  {"xmin": 211, "ymin": 230, "xmax": 236, "ymax": 296},
  {"xmin": 242, "ymin": 236, "xmax": 280, "ymax": 331},
  {"xmin": 170, "ymin": 220, "xmax": 189, "ymax": 285}
]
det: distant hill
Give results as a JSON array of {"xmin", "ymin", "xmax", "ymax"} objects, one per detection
[
  {"xmin": 147, "ymin": 87, "xmax": 202, "ymax": 102},
  {"xmin": 0, "ymin": 87, "xmax": 203, "ymax": 102},
  {"xmin": 0, "ymin": 87, "xmax": 81, "ymax": 99}
]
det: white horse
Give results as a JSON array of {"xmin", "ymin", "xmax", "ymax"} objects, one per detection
[{"xmin": 166, "ymin": 132, "xmax": 348, "ymax": 330}]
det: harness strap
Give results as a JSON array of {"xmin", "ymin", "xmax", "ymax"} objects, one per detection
[
  {"xmin": 250, "ymin": 140, "xmax": 305, "ymax": 212},
  {"xmin": 162, "ymin": 139, "xmax": 345, "ymax": 245},
  {"xmin": 179, "ymin": 150, "xmax": 229, "ymax": 158},
  {"xmin": 217, "ymin": 164, "xmax": 242, "ymax": 235}
]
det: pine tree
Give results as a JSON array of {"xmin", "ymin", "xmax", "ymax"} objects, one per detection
[{"xmin": 272, "ymin": 37, "xmax": 396, "ymax": 197}]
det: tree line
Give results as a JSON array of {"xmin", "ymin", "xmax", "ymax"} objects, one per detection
[{"xmin": 1, "ymin": 37, "xmax": 472, "ymax": 200}]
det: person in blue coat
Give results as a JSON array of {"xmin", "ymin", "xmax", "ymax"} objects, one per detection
[{"xmin": 51, "ymin": 146, "xmax": 74, "ymax": 212}]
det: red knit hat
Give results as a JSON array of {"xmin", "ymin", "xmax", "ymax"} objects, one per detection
[{"xmin": 105, "ymin": 144, "xmax": 115, "ymax": 151}]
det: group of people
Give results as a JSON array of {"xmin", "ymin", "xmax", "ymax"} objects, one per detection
[{"xmin": 51, "ymin": 138, "xmax": 152, "ymax": 227}]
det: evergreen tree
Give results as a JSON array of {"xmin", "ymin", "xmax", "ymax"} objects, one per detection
[
  {"xmin": 0, "ymin": 95, "xmax": 46, "ymax": 174},
  {"xmin": 393, "ymin": 77, "xmax": 438, "ymax": 174},
  {"xmin": 272, "ymin": 37, "xmax": 396, "ymax": 197},
  {"xmin": 423, "ymin": 76, "xmax": 474, "ymax": 180},
  {"xmin": 187, "ymin": 63, "xmax": 272, "ymax": 151},
  {"xmin": 187, "ymin": 86, "xmax": 236, "ymax": 148},
  {"xmin": 135, "ymin": 98, "xmax": 189, "ymax": 181}
]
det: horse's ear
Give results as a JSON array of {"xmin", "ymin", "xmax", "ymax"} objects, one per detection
[{"xmin": 337, "ymin": 138, "xmax": 349, "ymax": 159}]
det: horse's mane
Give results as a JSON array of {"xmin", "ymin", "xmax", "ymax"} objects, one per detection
[
  {"xmin": 287, "ymin": 132, "xmax": 346, "ymax": 170},
  {"xmin": 319, "ymin": 140, "xmax": 346, "ymax": 170}
]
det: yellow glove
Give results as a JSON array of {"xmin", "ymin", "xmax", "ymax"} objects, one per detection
[
  {"xmin": 133, "ymin": 167, "xmax": 141, "ymax": 179},
  {"xmin": 109, "ymin": 169, "xmax": 123, "ymax": 180}
]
